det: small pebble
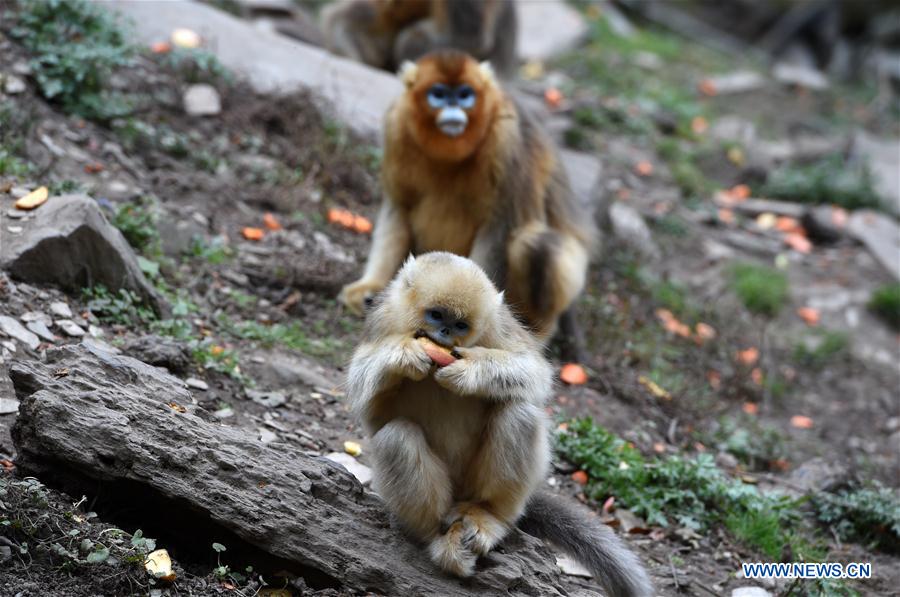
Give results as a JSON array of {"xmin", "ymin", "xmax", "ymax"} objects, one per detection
[
  {"xmin": 9, "ymin": 187, "xmax": 30, "ymax": 199},
  {"xmin": 25, "ymin": 321, "xmax": 55, "ymax": 342},
  {"xmin": 185, "ymin": 377, "xmax": 209, "ymax": 391},
  {"xmin": 56, "ymin": 319, "xmax": 86, "ymax": 337},
  {"xmin": 20, "ymin": 311, "xmax": 51, "ymax": 325},
  {"xmin": 6, "ymin": 209, "xmax": 27, "ymax": 219},
  {"xmin": 88, "ymin": 325, "xmax": 104, "ymax": 338},
  {"xmin": 7, "ymin": 226, "xmax": 23, "ymax": 234}
]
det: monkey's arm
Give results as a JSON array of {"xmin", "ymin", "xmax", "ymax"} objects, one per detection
[
  {"xmin": 339, "ymin": 202, "xmax": 412, "ymax": 313},
  {"xmin": 433, "ymin": 345, "xmax": 552, "ymax": 403}
]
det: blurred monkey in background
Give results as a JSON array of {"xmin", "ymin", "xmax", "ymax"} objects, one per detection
[{"xmin": 321, "ymin": 0, "xmax": 518, "ymax": 77}]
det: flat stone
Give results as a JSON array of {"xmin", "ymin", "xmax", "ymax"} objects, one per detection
[
  {"xmin": 26, "ymin": 320, "xmax": 55, "ymax": 342},
  {"xmin": 56, "ymin": 319, "xmax": 85, "ymax": 337},
  {"xmin": 20, "ymin": 310, "xmax": 51, "ymax": 326},
  {"xmin": 0, "ymin": 315, "xmax": 40, "ymax": 350},
  {"xmin": 609, "ymin": 202, "xmax": 659, "ymax": 260},
  {"xmin": 1, "ymin": 340, "xmax": 16, "ymax": 353},
  {"xmin": 6, "ymin": 209, "xmax": 27, "ymax": 219},
  {"xmin": 3, "ymin": 74, "xmax": 26, "ymax": 94},
  {"xmin": 732, "ymin": 587, "xmax": 772, "ymax": 597},
  {"xmin": 324, "ymin": 452, "xmax": 373, "ymax": 485},
  {"xmin": 556, "ymin": 553, "xmax": 593, "ymax": 578},
  {"xmin": 247, "ymin": 389, "xmax": 287, "ymax": 408},
  {"xmin": 257, "ymin": 351, "xmax": 338, "ymax": 389},
  {"xmin": 9, "ymin": 187, "xmax": 30, "ymax": 199},
  {"xmin": 0, "ymin": 397, "xmax": 19, "ymax": 415},
  {"xmin": 517, "ymin": 0, "xmax": 589, "ymax": 61},
  {"xmin": 704, "ymin": 70, "xmax": 767, "ymax": 95},
  {"xmin": 49, "ymin": 301, "xmax": 73, "ymax": 318},
  {"xmin": 772, "ymin": 62, "xmax": 829, "ymax": 90},
  {"xmin": 258, "ymin": 428, "xmax": 279, "ymax": 444},
  {"xmin": 851, "ymin": 130, "xmax": 900, "ymax": 214},
  {"xmin": 183, "ymin": 83, "xmax": 222, "ymax": 116},
  {"xmin": 847, "ymin": 210, "xmax": 900, "ymax": 280},
  {"xmin": 185, "ymin": 377, "xmax": 209, "ymax": 391}
]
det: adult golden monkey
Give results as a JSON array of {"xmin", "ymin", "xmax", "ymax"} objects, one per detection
[
  {"xmin": 339, "ymin": 50, "xmax": 593, "ymax": 351},
  {"xmin": 347, "ymin": 252, "xmax": 653, "ymax": 595}
]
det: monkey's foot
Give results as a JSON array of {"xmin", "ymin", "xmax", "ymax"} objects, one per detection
[
  {"xmin": 338, "ymin": 280, "xmax": 384, "ymax": 315},
  {"xmin": 448, "ymin": 503, "xmax": 508, "ymax": 556},
  {"xmin": 429, "ymin": 520, "xmax": 477, "ymax": 577}
]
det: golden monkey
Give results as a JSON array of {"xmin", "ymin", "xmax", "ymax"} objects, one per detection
[
  {"xmin": 339, "ymin": 50, "xmax": 592, "ymax": 346},
  {"xmin": 346, "ymin": 253, "xmax": 653, "ymax": 595},
  {"xmin": 321, "ymin": 1, "xmax": 517, "ymax": 76}
]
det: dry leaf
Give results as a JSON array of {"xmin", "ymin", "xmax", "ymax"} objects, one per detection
[
  {"xmin": 84, "ymin": 162, "xmax": 104, "ymax": 174},
  {"xmin": 638, "ymin": 375, "xmax": 672, "ymax": 400},
  {"xmin": 15, "ymin": 186, "xmax": 49, "ymax": 210},
  {"xmin": 736, "ymin": 347, "xmax": 759, "ymax": 366},
  {"xmin": 560, "ymin": 363, "xmax": 588, "ymax": 385},
  {"xmin": 770, "ymin": 458, "xmax": 791, "ymax": 471},
  {"xmin": 263, "ymin": 212, "xmax": 282, "ymax": 231},
  {"xmin": 242, "ymin": 227, "xmax": 264, "ymax": 241},
  {"xmin": 634, "ymin": 160, "xmax": 654, "ymax": 176},
  {"xmin": 168, "ymin": 402, "xmax": 186, "ymax": 413},
  {"xmin": 571, "ymin": 470, "xmax": 589, "ymax": 485},
  {"xmin": 343, "ymin": 440, "xmax": 362, "ymax": 456},
  {"xmin": 790, "ymin": 415, "xmax": 814, "ymax": 429},
  {"xmin": 797, "ymin": 306, "xmax": 820, "ymax": 326}
]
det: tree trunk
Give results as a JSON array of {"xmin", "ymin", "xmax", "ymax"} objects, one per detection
[{"xmin": 9, "ymin": 343, "xmax": 574, "ymax": 596}]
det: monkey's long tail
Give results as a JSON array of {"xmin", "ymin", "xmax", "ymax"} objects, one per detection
[{"xmin": 518, "ymin": 491, "xmax": 654, "ymax": 597}]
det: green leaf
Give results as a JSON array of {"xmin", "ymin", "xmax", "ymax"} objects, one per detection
[
  {"xmin": 212, "ymin": 542, "xmax": 226, "ymax": 553},
  {"xmin": 86, "ymin": 546, "xmax": 110, "ymax": 564},
  {"xmin": 137, "ymin": 256, "xmax": 160, "ymax": 278}
]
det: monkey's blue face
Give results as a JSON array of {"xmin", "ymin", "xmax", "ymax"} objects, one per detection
[
  {"xmin": 426, "ymin": 84, "xmax": 476, "ymax": 138},
  {"xmin": 420, "ymin": 306, "xmax": 469, "ymax": 347}
]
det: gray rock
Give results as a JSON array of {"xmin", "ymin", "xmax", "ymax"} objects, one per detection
[
  {"xmin": 609, "ymin": 202, "xmax": 659, "ymax": 260},
  {"xmin": 732, "ymin": 587, "xmax": 772, "ymax": 597},
  {"xmin": 20, "ymin": 311, "xmax": 52, "ymax": 326},
  {"xmin": 3, "ymin": 74, "xmax": 26, "ymax": 94},
  {"xmin": 257, "ymin": 428, "xmax": 279, "ymax": 444},
  {"xmin": 49, "ymin": 301, "xmax": 73, "ymax": 318},
  {"xmin": 0, "ymin": 315, "xmax": 40, "ymax": 350},
  {"xmin": 802, "ymin": 205, "xmax": 845, "ymax": 244},
  {"xmin": 787, "ymin": 457, "xmax": 849, "ymax": 494},
  {"xmin": 183, "ymin": 84, "xmax": 222, "ymax": 116},
  {"xmin": 0, "ymin": 398, "xmax": 19, "ymax": 415},
  {"xmin": 257, "ymin": 351, "xmax": 338, "ymax": 389},
  {"xmin": 0, "ymin": 195, "xmax": 166, "ymax": 313},
  {"xmin": 56, "ymin": 319, "xmax": 85, "ymax": 337},
  {"xmin": 6, "ymin": 209, "xmax": 27, "ymax": 219},
  {"xmin": 517, "ymin": 0, "xmax": 589, "ymax": 61},
  {"xmin": 851, "ymin": 130, "xmax": 900, "ymax": 214},
  {"xmin": 704, "ymin": 70, "xmax": 767, "ymax": 95},
  {"xmin": 772, "ymin": 62, "xmax": 829, "ymax": 90},
  {"xmin": 10, "ymin": 187, "xmax": 30, "ymax": 199},
  {"xmin": 847, "ymin": 210, "xmax": 900, "ymax": 280},
  {"xmin": 156, "ymin": 217, "xmax": 205, "ymax": 257},
  {"xmin": 247, "ymin": 389, "xmax": 287, "ymax": 408},
  {"xmin": 26, "ymin": 321, "xmax": 55, "ymax": 342},
  {"xmin": 324, "ymin": 452, "xmax": 373, "ymax": 486},
  {"xmin": 123, "ymin": 334, "xmax": 191, "ymax": 373},
  {"xmin": 185, "ymin": 377, "xmax": 209, "ymax": 391}
]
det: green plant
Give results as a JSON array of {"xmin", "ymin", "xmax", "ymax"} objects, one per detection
[
  {"xmin": 190, "ymin": 236, "xmax": 234, "ymax": 264},
  {"xmin": 793, "ymin": 330, "xmax": 849, "ymax": 369},
  {"xmin": 111, "ymin": 198, "xmax": 161, "ymax": 255},
  {"xmin": 161, "ymin": 47, "xmax": 231, "ymax": 84},
  {"xmin": 218, "ymin": 316, "xmax": 344, "ymax": 358},
  {"xmin": 83, "ymin": 285, "xmax": 155, "ymax": 326},
  {"xmin": 12, "ymin": 0, "xmax": 135, "ymax": 119},
  {"xmin": 192, "ymin": 342, "xmax": 245, "ymax": 380},
  {"xmin": 868, "ymin": 283, "xmax": 900, "ymax": 330},
  {"xmin": 729, "ymin": 263, "xmax": 789, "ymax": 316},
  {"xmin": 761, "ymin": 155, "xmax": 882, "ymax": 212},
  {"xmin": 814, "ymin": 484, "xmax": 900, "ymax": 553},
  {"xmin": 706, "ymin": 416, "xmax": 788, "ymax": 471}
]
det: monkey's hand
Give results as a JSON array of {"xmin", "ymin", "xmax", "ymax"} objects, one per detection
[
  {"xmin": 434, "ymin": 347, "xmax": 553, "ymax": 401},
  {"xmin": 339, "ymin": 279, "xmax": 385, "ymax": 314},
  {"xmin": 385, "ymin": 335, "xmax": 434, "ymax": 382}
]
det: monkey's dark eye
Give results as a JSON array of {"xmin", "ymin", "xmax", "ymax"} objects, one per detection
[
  {"xmin": 454, "ymin": 321, "xmax": 469, "ymax": 332},
  {"xmin": 429, "ymin": 309, "xmax": 444, "ymax": 321},
  {"xmin": 427, "ymin": 85, "xmax": 449, "ymax": 108},
  {"xmin": 456, "ymin": 85, "xmax": 476, "ymax": 109}
]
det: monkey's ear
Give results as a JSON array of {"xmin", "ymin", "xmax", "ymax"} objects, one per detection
[
  {"xmin": 478, "ymin": 61, "xmax": 496, "ymax": 84},
  {"xmin": 495, "ymin": 290, "xmax": 505, "ymax": 306},
  {"xmin": 399, "ymin": 61, "xmax": 418, "ymax": 88},
  {"xmin": 400, "ymin": 254, "xmax": 417, "ymax": 286}
]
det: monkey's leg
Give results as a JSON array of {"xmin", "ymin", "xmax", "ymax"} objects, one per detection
[
  {"xmin": 554, "ymin": 307, "xmax": 588, "ymax": 365},
  {"xmin": 452, "ymin": 404, "xmax": 550, "ymax": 555},
  {"xmin": 339, "ymin": 202, "xmax": 412, "ymax": 313},
  {"xmin": 371, "ymin": 419, "xmax": 476, "ymax": 576},
  {"xmin": 506, "ymin": 223, "xmax": 589, "ymax": 340}
]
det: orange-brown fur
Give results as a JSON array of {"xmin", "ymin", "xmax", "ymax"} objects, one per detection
[{"xmin": 340, "ymin": 51, "xmax": 593, "ymax": 341}]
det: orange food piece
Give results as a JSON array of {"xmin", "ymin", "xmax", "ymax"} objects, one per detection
[
  {"xmin": 742, "ymin": 402, "xmax": 759, "ymax": 415},
  {"xmin": 15, "ymin": 186, "xmax": 49, "ymax": 210},
  {"xmin": 416, "ymin": 336, "xmax": 457, "ymax": 368},
  {"xmin": 263, "ymin": 212, "xmax": 282, "ymax": 231},
  {"xmin": 774, "ymin": 216, "xmax": 801, "ymax": 234},
  {"xmin": 797, "ymin": 306, "xmax": 820, "ymax": 326},
  {"xmin": 784, "ymin": 232, "xmax": 812, "ymax": 253},
  {"xmin": 84, "ymin": 162, "xmax": 104, "ymax": 174},
  {"xmin": 731, "ymin": 184, "xmax": 751, "ymax": 200},
  {"xmin": 698, "ymin": 79, "xmax": 717, "ymax": 96},
  {"xmin": 150, "ymin": 41, "xmax": 172, "ymax": 54},
  {"xmin": 790, "ymin": 415, "xmax": 814, "ymax": 429},
  {"xmin": 691, "ymin": 116, "xmax": 708, "ymax": 135},
  {"xmin": 242, "ymin": 227, "xmax": 264, "ymax": 241},
  {"xmin": 634, "ymin": 160, "xmax": 654, "ymax": 176},
  {"xmin": 751, "ymin": 367, "xmax": 763, "ymax": 386},
  {"xmin": 736, "ymin": 347, "xmax": 759, "ymax": 366},
  {"xmin": 831, "ymin": 206, "xmax": 848, "ymax": 228},
  {"xmin": 210, "ymin": 345, "xmax": 225, "ymax": 356},
  {"xmin": 544, "ymin": 87, "xmax": 563, "ymax": 108},
  {"xmin": 352, "ymin": 215, "xmax": 373, "ymax": 234},
  {"xmin": 559, "ymin": 363, "xmax": 588, "ymax": 385},
  {"xmin": 695, "ymin": 322, "xmax": 717, "ymax": 342},
  {"xmin": 718, "ymin": 208, "xmax": 735, "ymax": 225},
  {"xmin": 571, "ymin": 470, "xmax": 589, "ymax": 485}
]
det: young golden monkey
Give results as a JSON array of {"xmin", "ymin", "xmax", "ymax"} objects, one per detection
[
  {"xmin": 322, "ymin": 1, "xmax": 517, "ymax": 76},
  {"xmin": 340, "ymin": 51, "xmax": 592, "ymax": 345},
  {"xmin": 347, "ymin": 253, "xmax": 653, "ymax": 596}
]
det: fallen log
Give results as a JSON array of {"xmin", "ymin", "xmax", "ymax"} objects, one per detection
[{"xmin": 9, "ymin": 342, "xmax": 574, "ymax": 596}]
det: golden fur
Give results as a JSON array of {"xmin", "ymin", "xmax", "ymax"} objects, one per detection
[
  {"xmin": 347, "ymin": 253, "xmax": 552, "ymax": 576},
  {"xmin": 340, "ymin": 51, "xmax": 593, "ymax": 341}
]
